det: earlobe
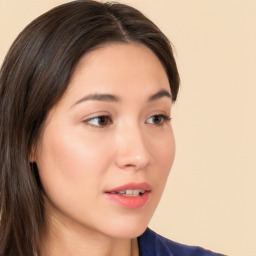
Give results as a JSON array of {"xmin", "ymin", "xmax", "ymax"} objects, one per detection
[
  {"xmin": 29, "ymin": 154, "xmax": 36, "ymax": 163},
  {"xmin": 29, "ymin": 148, "xmax": 36, "ymax": 163},
  {"xmin": 29, "ymin": 156, "xmax": 36, "ymax": 163}
]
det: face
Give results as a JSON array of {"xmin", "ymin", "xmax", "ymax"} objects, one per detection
[{"xmin": 34, "ymin": 43, "xmax": 175, "ymax": 239}]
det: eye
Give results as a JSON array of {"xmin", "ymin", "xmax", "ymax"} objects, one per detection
[
  {"xmin": 84, "ymin": 115, "xmax": 112, "ymax": 128},
  {"xmin": 146, "ymin": 114, "xmax": 171, "ymax": 126}
]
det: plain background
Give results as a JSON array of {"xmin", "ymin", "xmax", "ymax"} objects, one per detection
[{"xmin": 0, "ymin": 1, "xmax": 255, "ymax": 255}]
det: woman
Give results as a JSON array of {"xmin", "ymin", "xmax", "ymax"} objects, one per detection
[{"xmin": 0, "ymin": 1, "xmax": 224, "ymax": 255}]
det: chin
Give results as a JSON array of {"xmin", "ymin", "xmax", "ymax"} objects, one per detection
[
  {"xmin": 107, "ymin": 225, "xmax": 148, "ymax": 240},
  {"xmin": 102, "ymin": 214, "xmax": 152, "ymax": 239}
]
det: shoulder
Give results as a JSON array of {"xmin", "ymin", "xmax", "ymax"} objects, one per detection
[{"xmin": 138, "ymin": 228, "xmax": 225, "ymax": 256}]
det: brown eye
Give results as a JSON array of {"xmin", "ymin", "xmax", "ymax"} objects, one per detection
[
  {"xmin": 85, "ymin": 115, "xmax": 112, "ymax": 127},
  {"xmin": 146, "ymin": 114, "xmax": 171, "ymax": 126},
  {"xmin": 152, "ymin": 115, "xmax": 163, "ymax": 125},
  {"xmin": 97, "ymin": 116, "xmax": 109, "ymax": 126}
]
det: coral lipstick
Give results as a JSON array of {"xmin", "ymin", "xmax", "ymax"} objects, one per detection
[{"xmin": 105, "ymin": 182, "xmax": 151, "ymax": 209}]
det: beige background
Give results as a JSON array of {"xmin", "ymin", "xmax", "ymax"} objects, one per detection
[{"xmin": 0, "ymin": 1, "xmax": 255, "ymax": 255}]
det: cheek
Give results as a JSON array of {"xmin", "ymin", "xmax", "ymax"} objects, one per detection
[
  {"xmin": 46, "ymin": 126, "xmax": 110, "ymax": 166},
  {"xmin": 150, "ymin": 128, "xmax": 175, "ymax": 187},
  {"xmin": 162, "ymin": 131, "xmax": 175, "ymax": 171},
  {"xmin": 36, "ymin": 125, "xmax": 114, "ymax": 201}
]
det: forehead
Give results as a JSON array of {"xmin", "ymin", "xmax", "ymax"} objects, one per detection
[{"xmin": 61, "ymin": 43, "xmax": 171, "ymax": 106}]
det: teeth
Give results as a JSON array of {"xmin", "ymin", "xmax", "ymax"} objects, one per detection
[
  {"xmin": 118, "ymin": 190, "xmax": 126, "ymax": 194},
  {"xmin": 110, "ymin": 189, "xmax": 145, "ymax": 196}
]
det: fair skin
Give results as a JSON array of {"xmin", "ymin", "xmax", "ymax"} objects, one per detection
[{"xmin": 33, "ymin": 43, "xmax": 175, "ymax": 256}]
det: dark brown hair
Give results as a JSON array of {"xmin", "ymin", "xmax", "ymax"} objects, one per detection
[{"xmin": 0, "ymin": 0, "xmax": 179, "ymax": 255}]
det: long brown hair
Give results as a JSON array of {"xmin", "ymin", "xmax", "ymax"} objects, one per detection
[{"xmin": 0, "ymin": 1, "xmax": 180, "ymax": 255}]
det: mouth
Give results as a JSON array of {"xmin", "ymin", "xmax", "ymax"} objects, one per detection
[
  {"xmin": 104, "ymin": 182, "xmax": 152, "ymax": 209},
  {"xmin": 108, "ymin": 189, "xmax": 146, "ymax": 197}
]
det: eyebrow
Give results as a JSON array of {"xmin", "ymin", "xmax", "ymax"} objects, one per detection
[
  {"xmin": 73, "ymin": 93, "xmax": 120, "ymax": 106},
  {"xmin": 72, "ymin": 89, "xmax": 171, "ymax": 107},
  {"xmin": 147, "ymin": 89, "xmax": 172, "ymax": 102}
]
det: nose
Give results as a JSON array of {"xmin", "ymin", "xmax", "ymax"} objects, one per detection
[{"xmin": 115, "ymin": 125, "xmax": 152, "ymax": 171}]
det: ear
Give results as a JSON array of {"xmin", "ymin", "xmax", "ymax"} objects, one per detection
[
  {"xmin": 29, "ymin": 154, "xmax": 36, "ymax": 163},
  {"xmin": 29, "ymin": 147, "xmax": 36, "ymax": 162}
]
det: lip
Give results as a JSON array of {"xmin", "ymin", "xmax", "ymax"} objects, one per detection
[{"xmin": 104, "ymin": 182, "xmax": 152, "ymax": 209}]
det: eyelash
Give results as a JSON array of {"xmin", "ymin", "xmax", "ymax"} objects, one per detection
[
  {"xmin": 146, "ymin": 114, "xmax": 172, "ymax": 126},
  {"xmin": 83, "ymin": 114, "xmax": 171, "ymax": 128}
]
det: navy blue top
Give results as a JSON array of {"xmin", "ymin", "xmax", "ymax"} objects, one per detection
[{"xmin": 138, "ymin": 228, "xmax": 225, "ymax": 256}]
